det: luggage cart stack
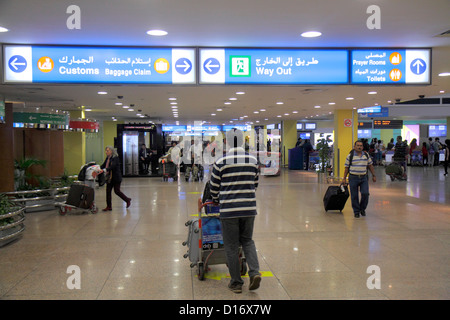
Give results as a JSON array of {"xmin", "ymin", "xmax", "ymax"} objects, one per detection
[{"xmin": 182, "ymin": 199, "xmax": 247, "ymax": 281}]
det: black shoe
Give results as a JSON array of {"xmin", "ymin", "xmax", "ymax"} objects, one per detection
[
  {"xmin": 228, "ymin": 283, "xmax": 242, "ymax": 294},
  {"xmin": 249, "ymin": 274, "xmax": 261, "ymax": 290},
  {"xmin": 354, "ymin": 213, "xmax": 360, "ymax": 218},
  {"xmin": 360, "ymin": 210, "xmax": 366, "ymax": 217}
]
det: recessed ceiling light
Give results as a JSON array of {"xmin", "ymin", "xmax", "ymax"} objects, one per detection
[
  {"xmin": 276, "ymin": 102, "xmax": 284, "ymax": 105},
  {"xmin": 0, "ymin": 27, "xmax": 9, "ymax": 32},
  {"xmin": 314, "ymin": 105, "xmax": 321, "ymax": 108},
  {"xmin": 128, "ymin": 109, "xmax": 134, "ymax": 111},
  {"xmin": 301, "ymin": 31, "xmax": 322, "ymax": 38},
  {"xmin": 293, "ymin": 111, "xmax": 298, "ymax": 113},
  {"xmin": 98, "ymin": 91, "xmax": 107, "ymax": 95},
  {"xmin": 122, "ymin": 105, "xmax": 129, "ymax": 108},
  {"xmin": 368, "ymin": 91, "xmax": 377, "ymax": 94},
  {"xmin": 346, "ymin": 97, "xmax": 354, "ymax": 100},
  {"xmin": 217, "ymin": 108, "xmax": 223, "ymax": 111},
  {"xmin": 115, "ymin": 102, "xmax": 123, "ymax": 105},
  {"xmin": 84, "ymin": 109, "xmax": 92, "ymax": 111},
  {"xmin": 169, "ymin": 97, "xmax": 177, "ymax": 100},
  {"xmin": 328, "ymin": 102, "xmax": 335, "ymax": 105},
  {"xmin": 236, "ymin": 91, "xmax": 245, "ymax": 95},
  {"xmin": 211, "ymin": 113, "xmax": 216, "ymax": 116},
  {"xmin": 146, "ymin": 29, "xmax": 168, "ymax": 36},
  {"xmin": 438, "ymin": 72, "xmax": 450, "ymax": 76},
  {"xmin": 260, "ymin": 109, "xmax": 266, "ymax": 112},
  {"xmin": 254, "ymin": 111, "xmax": 259, "ymax": 114},
  {"xmin": 224, "ymin": 102, "xmax": 231, "ymax": 105},
  {"xmin": 229, "ymin": 97, "xmax": 237, "ymax": 100}
]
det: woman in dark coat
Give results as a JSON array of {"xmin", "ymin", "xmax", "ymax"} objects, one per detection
[{"xmin": 100, "ymin": 146, "xmax": 131, "ymax": 211}]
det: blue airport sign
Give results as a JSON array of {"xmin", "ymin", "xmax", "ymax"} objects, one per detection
[
  {"xmin": 3, "ymin": 45, "xmax": 196, "ymax": 84},
  {"xmin": 199, "ymin": 48, "xmax": 349, "ymax": 84}
]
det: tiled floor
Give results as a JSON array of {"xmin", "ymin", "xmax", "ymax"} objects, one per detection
[{"xmin": 1, "ymin": 165, "xmax": 449, "ymax": 300}]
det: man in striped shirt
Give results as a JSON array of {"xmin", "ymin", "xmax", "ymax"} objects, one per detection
[
  {"xmin": 342, "ymin": 140, "xmax": 377, "ymax": 218},
  {"xmin": 210, "ymin": 128, "xmax": 261, "ymax": 293}
]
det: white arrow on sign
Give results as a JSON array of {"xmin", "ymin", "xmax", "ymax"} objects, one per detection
[
  {"xmin": 10, "ymin": 57, "xmax": 26, "ymax": 71},
  {"xmin": 205, "ymin": 59, "xmax": 220, "ymax": 73},
  {"xmin": 412, "ymin": 59, "xmax": 424, "ymax": 74},
  {"xmin": 175, "ymin": 60, "xmax": 191, "ymax": 73}
]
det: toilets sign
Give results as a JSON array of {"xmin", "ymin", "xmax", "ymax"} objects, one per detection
[
  {"xmin": 3, "ymin": 45, "xmax": 196, "ymax": 84},
  {"xmin": 351, "ymin": 49, "xmax": 430, "ymax": 84}
]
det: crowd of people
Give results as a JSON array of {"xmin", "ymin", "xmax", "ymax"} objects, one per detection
[{"xmin": 358, "ymin": 136, "xmax": 449, "ymax": 172}]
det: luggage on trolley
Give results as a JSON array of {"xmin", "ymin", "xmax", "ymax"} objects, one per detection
[
  {"xmin": 323, "ymin": 184, "xmax": 349, "ymax": 213},
  {"xmin": 386, "ymin": 162, "xmax": 407, "ymax": 181},
  {"xmin": 182, "ymin": 184, "xmax": 247, "ymax": 280},
  {"xmin": 159, "ymin": 159, "xmax": 178, "ymax": 181},
  {"xmin": 57, "ymin": 183, "xmax": 97, "ymax": 215}
]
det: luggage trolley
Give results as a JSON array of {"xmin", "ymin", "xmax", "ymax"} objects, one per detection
[
  {"xmin": 56, "ymin": 183, "xmax": 98, "ymax": 215},
  {"xmin": 183, "ymin": 199, "xmax": 247, "ymax": 281}
]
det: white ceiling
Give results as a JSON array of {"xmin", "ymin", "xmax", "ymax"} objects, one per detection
[{"xmin": 0, "ymin": 0, "xmax": 449, "ymax": 125}]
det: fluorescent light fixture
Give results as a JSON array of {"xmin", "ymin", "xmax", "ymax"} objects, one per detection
[
  {"xmin": 216, "ymin": 109, "xmax": 223, "ymax": 111},
  {"xmin": 368, "ymin": 91, "xmax": 377, "ymax": 94},
  {"xmin": 328, "ymin": 102, "xmax": 335, "ymax": 105},
  {"xmin": 97, "ymin": 91, "xmax": 107, "ymax": 94},
  {"xmin": 128, "ymin": 109, "xmax": 134, "ymax": 111},
  {"xmin": 301, "ymin": 31, "xmax": 322, "ymax": 38},
  {"xmin": 146, "ymin": 29, "xmax": 168, "ymax": 36},
  {"xmin": 438, "ymin": 72, "xmax": 450, "ymax": 76},
  {"xmin": 0, "ymin": 26, "xmax": 9, "ymax": 32},
  {"xmin": 84, "ymin": 109, "xmax": 92, "ymax": 111},
  {"xmin": 115, "ymin": 102, "xmax": 122, "ymax": 105},
  {"xmin": 236, "ymin": 91, "xmax": 245, "ymax": 95},
  {"xmin": 276, "ymin": 102, "xmax": 284, "ymax": 105},
  {"xmin": 314, "ymin": 105, "xmax": 321, "ymax": 108},
  {"xmin": 346, "ymin": 97, "xmax": 354, "ymax": 100}
]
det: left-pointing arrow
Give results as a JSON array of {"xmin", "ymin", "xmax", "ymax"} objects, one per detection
[{"xmin": 10, "ymin": 57, "xmax": 26, "ymax": 71}]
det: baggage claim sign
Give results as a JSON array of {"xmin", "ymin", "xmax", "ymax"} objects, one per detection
[
  {"xmin": 3, "ymin": 45, "xmax": 196, "ymax": 84},
  {"xmin": 2, "ymin": 45, "xmax": 430, "ymax": 85}
]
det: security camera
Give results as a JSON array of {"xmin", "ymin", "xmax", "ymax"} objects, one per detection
[
  {"xmin": 419, "ymin": 95, "xmax": 425, "ymax": 99},
  {"xmin": 117, "ymin": 96, "xmax": 123, "ymax": 99},
  {"xmin": 395, "ymin": 98, "xmax": 401, "ymax": 103}
]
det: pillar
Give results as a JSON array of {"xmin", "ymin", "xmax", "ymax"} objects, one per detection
[
  {"xmin": 447, "ymin": 117, "xmax": 450, "ymax": 140},
  {"xmin": 0, "ymin": 103, "xmax": 15, "ymax": 192},
  {"xmin": 333, "ymin": 109, "xmax": 358, "ymax": 178},
  {"xmin": 63, "ymin": 111, "xmax": 85, "ymax": 175},
  {"xmin": 281, "ymin": 120, "xmax": 297, "ymax": 167}
]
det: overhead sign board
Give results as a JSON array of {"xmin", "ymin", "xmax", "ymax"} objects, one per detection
[
  {"xmin": 373, "ymin": 119, "xmax": 403, "ymax": 129},
  {"xmin": 351, "ymin": 49, "xmax": 430, "ymax": 84},
  {"xmin": 199, "ymin": 48, "xmax": 349, "ymax": 84},
  {"xmin": 13, "ymin": 112, "xmax": 69, "ymax": 125},
  {"xmin": 3, "ymin": 45, "xmax": 196, "ymax": 84}
]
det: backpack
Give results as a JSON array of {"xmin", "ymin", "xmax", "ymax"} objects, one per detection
[{"xmin": 348, "ymin": 150, "xmax": 370, "ymax": 167}]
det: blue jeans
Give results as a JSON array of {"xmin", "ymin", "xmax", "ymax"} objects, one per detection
[
  {"xmin": 348, "ymin": 174, "xmax": 369, "ymax": 214},
  {"xmin": 220, "ymin": 217, "xmax": 260, "ymax": 286}
]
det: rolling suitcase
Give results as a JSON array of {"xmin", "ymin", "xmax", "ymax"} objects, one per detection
[
  {"xmin": 66, "ymin": 184, "xmax": 95, "ymax": 209},
  {"xmin": 323, "ymin": 184, "xmax": 349, "ymax": 212}
]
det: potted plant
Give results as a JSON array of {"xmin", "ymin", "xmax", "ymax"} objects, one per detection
[
  {"xmin": 0, "ymin": 194, "xmax": 25, "ymax": 247},
  {"xmin": 315, "ymin": 138, "xmax": 331, "ymax": 182}
]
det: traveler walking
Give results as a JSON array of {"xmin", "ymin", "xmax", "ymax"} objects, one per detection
[
  {"xmin": 444, "ymin": 139, "xmax": 450, "ymax": 176},
  {"xmin": 100, "ymin": 146, "xmax": 131, "ymax": 211},
  {"xmin": 342, "ymin": 140, "xmax": 377, "ymax": 218},
  {"xmin": 210, "ymin": 128, "xmax": 261, "ymax": 293}
]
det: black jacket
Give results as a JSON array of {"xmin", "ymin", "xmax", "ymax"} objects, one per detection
[{"xmin": 101, "ymin": 155, "xmax": 122, "ymax": 184}]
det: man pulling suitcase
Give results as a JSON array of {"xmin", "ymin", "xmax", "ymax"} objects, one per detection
[{"xmin": 342, "ymin": 140, "xmax": 377, "ymax": 218}]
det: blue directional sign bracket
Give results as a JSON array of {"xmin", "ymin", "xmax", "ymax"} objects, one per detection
[
  {"xmin": 410, "ymin": 58, "xmax": 426, "ymax": 75},
  {"xmin": 203, "ymin": 58, "xmax": 220, "ymax": 75},
  {"xmin": 175, "ymin": 58, "xmax": 192, "ymax": 75},
  {"xmin": 8, "ymin": 55, "xmax": 28, "ymax": 73}
]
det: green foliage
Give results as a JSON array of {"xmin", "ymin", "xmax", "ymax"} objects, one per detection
[
  {"xmin": 0, "ymin": 194, "xmax": 15, "ymax": 226},
  {"xmin": 316, "ymin": 138, "xmax": 331, "ymax": 173}
]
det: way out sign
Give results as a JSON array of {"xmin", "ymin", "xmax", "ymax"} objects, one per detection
[{"xmin": 344, "ymin": 118, "xmax": 353, "ymax": 127}]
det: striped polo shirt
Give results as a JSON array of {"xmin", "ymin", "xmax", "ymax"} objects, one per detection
[
  {"xmin": 210, "ymin": 147, "xmax": 259, "ymax": 219},
  {"xmin": 344, "ymin": 151, "xmax": 373, "ymax": 175}
]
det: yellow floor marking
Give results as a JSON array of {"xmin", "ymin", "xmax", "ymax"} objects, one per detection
[{"xmin": 197, "ymin": 270, "xmax": 274, "ymax": 281}]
